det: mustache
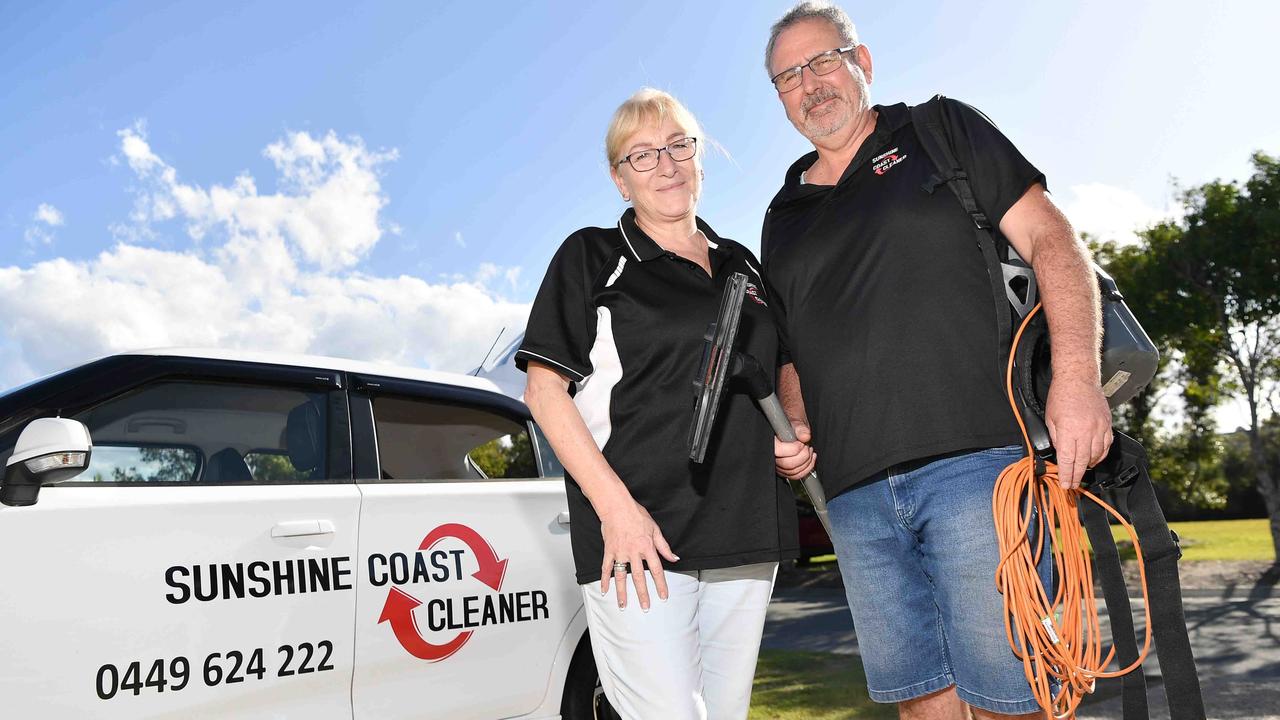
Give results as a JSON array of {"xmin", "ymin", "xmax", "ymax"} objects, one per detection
[{"xmin": 801, "ymin": 88, "xmax": 840, "ymax": 115}]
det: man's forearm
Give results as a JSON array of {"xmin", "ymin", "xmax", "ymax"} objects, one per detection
[
  {"xmin": 1002, "ymin": 188, "xmax": 1103, "ymax": 386},
  {"xmin": 1030, "ymin": 222, "xmax": 1102, "ymax": 385},
  {"xmin": 777, "ymin": 363, "xmax": 810, "ymax": 426}
]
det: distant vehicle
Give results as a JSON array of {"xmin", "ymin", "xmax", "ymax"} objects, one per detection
[
  {"xmin": 0, "ymin": 349, "xmax": 616, "ymax": 719},
  {"xmin": 795, "ymin": 500, "xmax": 834, "ymax": 566}
]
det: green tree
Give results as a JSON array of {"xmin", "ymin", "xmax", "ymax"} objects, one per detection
[
  {"xmin": 105, "ymin": 446, "xmax": 197, "ymax": 483},
  {"xmin": 468, "ymin": 432, "xmax": 538, "ymax": 479},
  {"xmin": 1102, "ymin": 152, "xmax": 1280, "ymax": 560},
  {"xmin": 245, "ymin": 452, "xmax": 307, "ymax": 483},
  {"xmin": 1094, "ymin": 238, "xmax": 1231, "ymax": 509}
]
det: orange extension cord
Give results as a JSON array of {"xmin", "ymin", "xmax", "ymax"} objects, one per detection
[{"xmin": 992, "ymin": 303, "xmax": 1153, "ymax": 719}]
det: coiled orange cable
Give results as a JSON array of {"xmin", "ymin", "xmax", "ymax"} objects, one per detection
[{"xmin": 993, "ymin": 303, "xmax": 1153, "ymax": 719}]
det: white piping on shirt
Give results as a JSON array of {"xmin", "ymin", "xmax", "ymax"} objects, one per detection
[
  {"xmin": 618, "ymin": 219, "xmax": 642, "ymax": 261},
  {"xmin": 605, "ymin": 255, "xmax": 627, "ymax": 287},
  {"xmin": 516, "ymin": 350, "xmax": 585, "ymax": 382}
]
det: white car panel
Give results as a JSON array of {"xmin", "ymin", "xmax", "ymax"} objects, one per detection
[
  {"xmin": 0, "ymin": 484, "xmax": 361, "ymax": 719},
  {"xmin": 0, "ymin": 350, "xmax": 595, "ymax": 719},
  {"xmin": 351, "ymin": 480, "xmax": 577, "ymax": 720}
]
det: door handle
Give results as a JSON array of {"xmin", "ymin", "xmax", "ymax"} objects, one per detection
[
  {"xmin": 271, "ymin": 520, "xmax": 336, "ymax": 538},
  {"xmin": 556, "ymin": 511, "xmax": 571, "ymax": 527}
]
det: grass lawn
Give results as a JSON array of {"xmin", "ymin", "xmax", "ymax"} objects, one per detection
[
  {"xmin": 806, "ymin": 519, "xmax": 1274, "ymax": 564},
  {"xmin": 1110, "ymin": 518, "xmax": 1273, "ymax": 562},
  {"xmin": 749, "ymin": 650, "xmax": 895, "ymax": 720}
]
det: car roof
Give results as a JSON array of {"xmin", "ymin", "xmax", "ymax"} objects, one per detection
[{"xmin": 115, "ymin": 347, "xmax": 507, "ymax": 394}]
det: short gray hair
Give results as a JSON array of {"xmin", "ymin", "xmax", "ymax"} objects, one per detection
[{"xmin": 764, "ymin": 2, "xmax": 859, "ymax": 75}]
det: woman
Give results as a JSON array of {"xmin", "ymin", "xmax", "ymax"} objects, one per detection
[{"xmin": 516, "ymin": 88, "xmax": 799, "ymax": 720}]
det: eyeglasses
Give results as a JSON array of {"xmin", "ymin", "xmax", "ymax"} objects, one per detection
[
  {"xmin": 770, "ymin": 46, "xmax": 857, "ymax": 93},
  {"xmin": 616, "ymin": 137, "xmax": 698, "ymax": 172}
]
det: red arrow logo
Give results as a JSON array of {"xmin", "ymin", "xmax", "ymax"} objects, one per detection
[
  {"xmin": 378, "ymin": 587, "xmax": 471, "ymax": 662},
  {"xmin": 378, "ymin": 523, "xmax": 509, "ymax": 662},
  {"xmin": 420, "ymin": 522, "xmax": 508, "ymax": 592}
]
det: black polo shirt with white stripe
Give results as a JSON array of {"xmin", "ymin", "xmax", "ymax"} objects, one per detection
[
  {"xmin": 761, "ymin": 99, "xmax": 1044, "ymax": 501},
  {"xmin": 517, "ymin": 208, "xmax": 799, "ymax": 584}
]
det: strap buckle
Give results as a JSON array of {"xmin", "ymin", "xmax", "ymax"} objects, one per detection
[{"xmin": 1084, "ymin": 430, "xmax": 1146, "ymax": 491}]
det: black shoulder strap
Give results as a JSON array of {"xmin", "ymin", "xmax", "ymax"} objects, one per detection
[
  {"xmin": 910, "ymin": 95, "xmax": 993, "ymax": 229},
  {"xmin": 910, "ymin": 95, "xmax": 1038, "ymax": 320},
  {"xmin": 1084, "ymin": 431, "xmax": 1207, "ymax": 720},
  {"xmin": 910, "ymin": 96, "xmax": 1014, "ymax": 378}
]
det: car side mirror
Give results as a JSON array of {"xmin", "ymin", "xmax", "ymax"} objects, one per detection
[{"xmin": 1, "ymin": 418, "xmax": 93, "ymax": 507}]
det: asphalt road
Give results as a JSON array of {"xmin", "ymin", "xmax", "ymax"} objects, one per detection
[{"xmin": 762, "ymin": 587, "xmax": 1280, "ymax": 719}]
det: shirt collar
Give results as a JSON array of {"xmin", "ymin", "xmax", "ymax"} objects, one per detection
[
  {"xmin": 779, "ymin": 102, "xmax": 912, "ymax": 195},
  {"xmin": 617, "ymin": 207, "xmax": 725, "ymax": 262}
]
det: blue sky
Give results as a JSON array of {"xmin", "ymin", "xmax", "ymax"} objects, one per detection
[{"xmin": 2, "ymin": 0, "xmax": 1278, "ymax": 411}]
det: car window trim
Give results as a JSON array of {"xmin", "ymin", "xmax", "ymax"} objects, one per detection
[
  {"xmin": 350, "ymin": 373, "xmax": 542, "ymax": 484},
  {"xmin": 2, "ymin": 356, "xmax": 354, "ymax": 485},
  {"xmin": 60, "ymin": 441, "xmax": 204, "ymax": 486}
]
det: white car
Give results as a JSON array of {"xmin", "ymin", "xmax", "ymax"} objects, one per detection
[{"xmin": 0, "ymin": 348, "xmax": 614, "ymax": 719}]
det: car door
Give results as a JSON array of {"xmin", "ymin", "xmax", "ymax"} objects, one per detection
[
  {"xmin": 0, "ymin": 357, "xmax": 361, "ymax": 719},
  {"xmin": 348, "ymin": 374, "xmax": 578, "ymax": 720}
]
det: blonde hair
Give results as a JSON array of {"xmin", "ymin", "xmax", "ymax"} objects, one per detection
[{"xmin": 605, "ymin": 88, "xmax": 703, "ymax": 167}]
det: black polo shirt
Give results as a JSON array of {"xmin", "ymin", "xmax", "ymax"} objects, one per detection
[
  {"xmin": 761, "ymin": 98, "xmax": 1045, "ymax": 500},
  {"xmin": 517, "ymin": 208, "xmax": 799, "ymax": 584}
]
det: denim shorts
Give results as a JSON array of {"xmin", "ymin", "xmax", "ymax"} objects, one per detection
[{"xmin": 827, "ymin": 445, "xmax": 1050, "ymax": 714}]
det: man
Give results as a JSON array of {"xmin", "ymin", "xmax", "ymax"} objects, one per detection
[{"xmin": 762, "ymin": 3, "xmax": 1112, "ymax": 718}]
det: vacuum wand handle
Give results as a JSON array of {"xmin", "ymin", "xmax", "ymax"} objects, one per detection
[{"xmin": 757, "ymin": 392, "xmax": 834, "ymax": 539}]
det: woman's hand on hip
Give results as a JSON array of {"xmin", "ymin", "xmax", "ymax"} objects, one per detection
[{"xmin": 598, "ymin": 499, "xmax": 679, "ymax": 611}]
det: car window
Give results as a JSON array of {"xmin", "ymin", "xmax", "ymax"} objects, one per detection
[
  {"xmin": 244, "ymin": 450, "xmax": 317, "ymax": 483},
  {"xmin": 371, "ymin": 395, "xmax": 537, "ymax": 480},
  {"xmin": 82, "ymin": 445, "xmax": 201, "ymax": 483},
  {"xmin": 63, "ymin": 380, "xmax": 330, "ymax": 485}
]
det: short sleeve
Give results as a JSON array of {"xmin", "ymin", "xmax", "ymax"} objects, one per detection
[
  {"xmin": 940, "ymin": 98, "xmax": 1046, "ymax": 228},
  {"xmin": 515, "ymin": 234, "xmax": 598, "ymax": 383}
]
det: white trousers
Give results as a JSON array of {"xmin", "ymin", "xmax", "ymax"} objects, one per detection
[{"xmin": 579, "ymin": 561, "xmax": 778, "ymax": 720}]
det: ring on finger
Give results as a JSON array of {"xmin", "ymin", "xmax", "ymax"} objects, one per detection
[{"xmin": 612, "ymin": 561, "xmax": 630, "ymax": 574}]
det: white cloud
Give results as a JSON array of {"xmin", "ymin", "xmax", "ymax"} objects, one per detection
[
  {"xmin": 22, "ymin": 226, "xmax": 54, "ymax": 249},
  {"xmin": 34, "ymin": 203, "xmax": 64, "ymax": 227},
  {"xmin": 22, "ymin": 202, "xmax": 66, "ymax": 250},
  {"xmin": 454, "ymin": 231, "xmax": 466, "ymax": 248},
  {"xmin": 116, "ymin": 125, "xmax": 398, "ymax": 271},
  {"xmin": 0, "ymin": 126, "xmax": 529, "ymax": 389},
  {"xmin": 1059, "ymin": 183, "xmax": 1176, "ymax": 246},
  {"xmin": 442, "ymin": 263, "xmax": 523, "ymax": 293}
]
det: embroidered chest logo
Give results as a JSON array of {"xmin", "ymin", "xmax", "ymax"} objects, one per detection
[
  {"xmin": 872, "ymin": 147, "xmax": 907, "ymax": 176},
  {"xmin": 745, "ymin": 281, "xmax": 768, "ymax": 307}
]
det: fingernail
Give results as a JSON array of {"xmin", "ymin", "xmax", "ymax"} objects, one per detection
[
  {"xmin": 672, "ymin": 555, "xmax": 681, "ymax": 561},
  {"xmin": 642, "ymin": 605, "xmax": 650, "ymax": 613}
]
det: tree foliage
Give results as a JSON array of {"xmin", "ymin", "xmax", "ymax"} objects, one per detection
[
  {"xmin": 1097, "ymin": 152, "xmax": 1280, "ymax": 559},
  {"xmin": 468, "ymin": 432, "xmax": 538, "ymax": 479}
]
